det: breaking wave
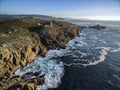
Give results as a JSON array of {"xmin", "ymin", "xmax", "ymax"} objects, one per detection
[
  {"xmin": 63, "ymin": 30, "xmax": 110, "ymax": 67},
  {"xmin": 14, "ymin": 49, "xmax": 64, "ymax": 90},
  {"xmin": 64, "ymin": 46, "xmax": 109, "ymax": 67},
  {"xmin": 111, "ymin": 43, "xmax": 120, "ymax": 53}
]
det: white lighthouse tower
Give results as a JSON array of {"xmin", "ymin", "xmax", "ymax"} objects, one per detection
[{"xmin": 50, "ymin": 19, "xmax": 53, "ymax": 27}]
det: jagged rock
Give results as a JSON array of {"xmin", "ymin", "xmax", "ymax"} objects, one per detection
[
  {"xmin": 22, "ymin": 83, "xmax": 35, "ymax": 90},
  {"xmin": 0, "ymin": 18, "xmax": 82, "ymax": 90}
]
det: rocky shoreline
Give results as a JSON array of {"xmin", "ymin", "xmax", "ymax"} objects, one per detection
[{"xmin": 0, "ymin": 18, "xmax": 81, "ymax": 90}]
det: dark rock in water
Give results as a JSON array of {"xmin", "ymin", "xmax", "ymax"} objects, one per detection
[
  {"xmin": 56, "ymin": 47, "xmax": 61, "ymax": 50},
  {"xmin": 81, "ymin": 26, "xmax": 87, "ymax": 29},
  {"xmin": 26, "ymin": 72, "xmax": 33, "ymax": 75},
  {"xmin": 75, "ymin": 41, "xmax": 79, "ymax": 44},
  {"xmin": 32, "ymin": 71, "xmax": 41, "ymax": 77},
  {"xmin": 89, "ymin": 24, "xmax": 106, "ymax": 30}
]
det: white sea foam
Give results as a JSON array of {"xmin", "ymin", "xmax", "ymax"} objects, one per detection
[
  {"xmin": 111, "ymin": 43, "xmax": 120, "ymax": 52},
  {"xmin": 82, "ymin": 47, "xmax": 109, "ymax": 66},
  {"xmin": 66, "ymin": 32, "xmax": 86, "ymax": 50},
  {"xmin": 64, "ymin": 47, "xmax": 110, "ymax": 67},
  {"xmin": 111, "ymin": 48, "xmax": 120, "ymax": 53},
  {"xmin": 63, "ymin": 29, "xmax": 110, "ymax": 67},
  {"xmin": 14, "ymin": 50, "xmax": 64, "ymax": 90},
  {"xmin": 64, "ymin": 63, "xmax": 81, "ymax": 67}
]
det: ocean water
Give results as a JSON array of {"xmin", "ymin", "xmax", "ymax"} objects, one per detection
[
  {"xmin": 15, "ymin": 20, "xmax": 120, "ymax": 90},
  {"xmin": 53, "ymin": 20, "xmax": 120, "ymax": 90}
]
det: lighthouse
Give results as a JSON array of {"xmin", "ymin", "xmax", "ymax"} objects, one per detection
[{"xmin": 50, "ymin": 19, "xmax": 53, "ymax": 27}]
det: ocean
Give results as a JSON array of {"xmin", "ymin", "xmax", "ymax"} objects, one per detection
[{"xmin": 15, "ymin": 20, "xmax": 120, "ymax": 90}]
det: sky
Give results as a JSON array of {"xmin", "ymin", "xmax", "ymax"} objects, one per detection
[{"xmin": 0, "ymin": 0, "xmax": 120, "ymax": 20}]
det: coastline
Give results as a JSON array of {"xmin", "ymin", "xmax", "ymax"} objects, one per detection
[{"xmin": 0, "ymin": 18, "xmax": 81, "ymax": 90}]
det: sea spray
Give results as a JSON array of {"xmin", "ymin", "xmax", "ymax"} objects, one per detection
[{"xmin": 14, "ymin": 49, "xmax": 65, "ymax": 89}]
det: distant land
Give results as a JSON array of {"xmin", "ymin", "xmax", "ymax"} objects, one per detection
[
  {"xmin": 0, "ymin": 14, "xmax": 64, "ymax": 21},
  {"xmin": 1, "ymin": 14, "xmax": 120, "ymax": 22}
]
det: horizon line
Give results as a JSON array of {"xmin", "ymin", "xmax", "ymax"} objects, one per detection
[{"xmin": 0, "ymin": 14, "xmax": 120, "ymax": 21}]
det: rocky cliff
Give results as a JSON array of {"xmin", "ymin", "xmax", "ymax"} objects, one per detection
[{"xmin": 0, "ymin": 18, "xmax": 81, "ymax": 90}]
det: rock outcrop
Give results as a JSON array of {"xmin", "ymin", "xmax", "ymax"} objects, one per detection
[
  {"xmin": 0, "ymin": 18, "xmax": 81, "ymax": 90},
  {"xmin": 89, "ymin": 24, "xmax": 106, "ymax": 30}
]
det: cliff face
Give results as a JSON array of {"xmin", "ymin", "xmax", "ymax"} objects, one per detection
[
  {"xmin": 0, "ymin": 34, "xmax": 45, "ymax": 90},
  {"xmin": 0, "ymin": 18, "xmax": 81, "ymax": 90}
]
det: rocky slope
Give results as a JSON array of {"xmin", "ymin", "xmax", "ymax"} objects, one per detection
[{"xmin": 0, "ymin": 18, "xmax": 81, "ymax": 90}]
